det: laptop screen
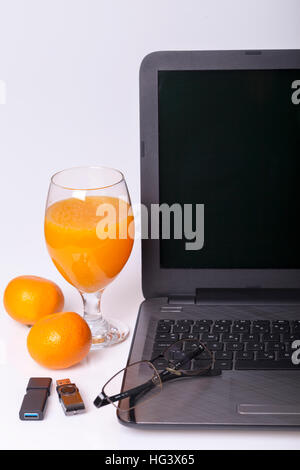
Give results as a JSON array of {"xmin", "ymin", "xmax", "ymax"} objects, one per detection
[{"xmin": 158, "ymin": 70, "xmax": 300, "ymax": 269}]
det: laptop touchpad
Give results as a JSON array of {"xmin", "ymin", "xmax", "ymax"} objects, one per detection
[{"xmin": 238, "ymin": 404, "xmax": 300, "ymax": 415}]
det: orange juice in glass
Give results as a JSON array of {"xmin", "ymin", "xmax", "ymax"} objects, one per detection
[{"xmin": 44, "ymin": 167, "xmax": 134, "ymax": 349}]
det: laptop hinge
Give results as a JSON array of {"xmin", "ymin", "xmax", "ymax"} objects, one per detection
[
  {"xmin": 168, "ymin": 295, "xmax": 195, "ymax": 305},
  {"xmin": 195, "ymin": 288, "xmax": 300, "ymax": 304},
  {"xmin": 168, "ymin": 289, "xmax": 300, "ymax": 305}
]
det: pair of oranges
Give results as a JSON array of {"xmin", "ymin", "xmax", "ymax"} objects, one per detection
[{"xmin": 3, "ymin": 276, "xmax": 92, "ymax": 369}]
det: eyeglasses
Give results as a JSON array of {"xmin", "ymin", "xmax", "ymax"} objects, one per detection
[{"xmin": 93, "ymin": 339, "xmax": 221, "ymax": 412}]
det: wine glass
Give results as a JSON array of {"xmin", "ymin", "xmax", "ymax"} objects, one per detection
[{"xmin": 44, "ymin": 166, "xmax": 134, "ymax": 349}]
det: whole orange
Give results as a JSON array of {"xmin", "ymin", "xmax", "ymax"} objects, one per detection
[
  {"xmin": 27, "ymin": 311, "xmax": 92, "ymax": 369},
  {"xmin": 3, "ymin": 275, "xmax": 64, "ymax": 325}
]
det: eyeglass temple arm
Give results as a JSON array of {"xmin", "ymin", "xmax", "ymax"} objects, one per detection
[
  {"xmin": 94, "ymin": 380, "xmax": 155, "ymax": 408},
  {"xmin": 94, "ymin": 366, "xmax": 181, "ymax": 409}
]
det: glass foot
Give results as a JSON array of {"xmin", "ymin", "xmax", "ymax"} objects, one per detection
[{"xmin": 87, "ymin": 317, "xmax": 129, "ymax": 350}]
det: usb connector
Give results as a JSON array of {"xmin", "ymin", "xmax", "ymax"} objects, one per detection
[{"xmin": 23, "ymin": 412, "xmax": 39, "ymax": 419}]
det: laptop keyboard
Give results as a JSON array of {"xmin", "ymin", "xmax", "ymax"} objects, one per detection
[{"xmin": 151, "ymin": 319, "xmax": 300, "ymax": 371}]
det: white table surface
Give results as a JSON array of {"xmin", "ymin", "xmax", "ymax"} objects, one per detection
[
  {"xmin": 1, "ymin": 246, "xmax": 300, "ymax": 450},
  {"xmin": 0, "ymin": 0, "xmax": 300, "ymax": 450}
]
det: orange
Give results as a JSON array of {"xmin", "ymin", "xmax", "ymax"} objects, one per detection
[
  {"xmin": 27, "ymin": 311, "xmax": 92, "ymax": 369},
  {"xmin": 3, "ymin": 275, "xmax": 64, "ymax": 325}
]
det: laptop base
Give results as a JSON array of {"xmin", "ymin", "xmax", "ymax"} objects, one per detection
[{"xmin": 117, "ymin": 298, "xmax": 300, "ymax": 428}]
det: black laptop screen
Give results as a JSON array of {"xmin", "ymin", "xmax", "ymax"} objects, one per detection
[{"xmin": 158, "ymin": 70, "xmax": 300, "ymax": 269}]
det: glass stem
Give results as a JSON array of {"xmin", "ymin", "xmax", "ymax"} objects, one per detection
[{"xmin": 80, "ymin": 289, "xmax": 108, "ymax": 328}]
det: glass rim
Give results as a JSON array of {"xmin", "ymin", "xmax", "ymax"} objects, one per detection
[{"xmin": 50, "ymin": 165, "xmax": 125, "ymax": 191}]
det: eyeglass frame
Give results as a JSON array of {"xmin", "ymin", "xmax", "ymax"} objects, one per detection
[{"xmin": 94, "ymin": 339, "xmax": 221, "ymax": 411}]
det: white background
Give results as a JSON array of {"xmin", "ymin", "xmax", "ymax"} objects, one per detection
[{"xmin": 0, "ymin": 0, "xmax": 300, "ymax": 450}]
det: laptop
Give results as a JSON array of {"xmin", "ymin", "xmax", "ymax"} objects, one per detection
[{"xmin": 118, "ymin": 50, "xmax": 300, "ymax": 428}]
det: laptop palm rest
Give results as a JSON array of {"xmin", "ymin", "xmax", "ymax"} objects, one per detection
[{"xmin": 238, "ymin": 404, "xmax": 300, "ymax": 415}]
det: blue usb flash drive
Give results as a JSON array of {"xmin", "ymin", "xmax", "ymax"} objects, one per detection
[{"xmin": 19, "ymin": 378, "xmax": 52, "ymax": 421}]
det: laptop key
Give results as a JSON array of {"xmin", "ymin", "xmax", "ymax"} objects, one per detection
[
  {"xmin": 236, "ymin": 351, "xmax": 254, "ymax": 360},
  {"xmin": 283, "ymin": 333, "xmax": 300, "ymax": 342},
  {"xmin": 214, "ymin": 360, "xmax": 232, "ymax": 370},
  {"xmin": 173, "ymin": 324, "xmax": 191, "ymax": 333},
  {"xmin": 292, "ymin": 322, "xmax": 300, "ymax": 332},
  {"xmin": 232, "ymin": 325, "xmax": 250, "ymax": 333},
  {"xmin": 257, "ymin": 352, "xmax": 276, "ymax": 360},
  {"xmin": 262, "ymin": 333, "xmax": 280, "ymax": 342},
  {"xmin": 226, "ymin": 343, "xmax": 244, "ymax": 351},
  {"xmin": 177, "ymin": 319, "xmax": 194, "ymax": 326},
  {"xmin": 246, "ymin": 342, "xmax": 264, "ymax": 351},
  {"xmin": 253, "ymin": 325, "xmax": 270, "ymax": 333},
  {"xmin": 222, "ymin": 334, "xmax": 240, "ymax": 342},
  {"xmin": 254, "ymin": 320, "xmax": 270, "ymax": 326},
  {"xmin": 285, "ymin": 343, "xmax": 296, "ymax": 352},
  {"xmin": 235, "ymin": 360, "xmax": 300, "ymax": 370},
  {"xmin": 184, "ymin": 341, "xmax": 202, "ymax": 351},
  {"xmin": 253, "ymin": 321, "xmax": 270, "ymax": 333},
  {"xmin": 182, "ymin": 333, "xmax": 199, "ymax": 340},
  {"xmin": 192, "ymin": 325, "xmax": 210, "ymax": 333},
  {"xmin": 195, "ymin": 320, "xmax": 213, "ymax": 326},
  {"xmin": 154, "ymin": 342, "xmax": 173, "ymax": 350},
  {"xmin": 155, "ymin": 333, "xmax": 179, "ymax": 341},
  {"xmin": 215, "ymin": 351, "xmax": 233, "ymax": 360},
  {"xmin": 234, "ymin": 320, "xmax": 251, "ymax": 326},
  {"xmin": 206, "ymin": 342, "xmax": 223, "ymax": 351},
  {"xmin": 278, "ymin": 351, "xmax": 293, "ymax": 360},
  {"xmin": 266, "ymin": 342, "xmax": 285, "ymax": 352},
  {"xmin": 241, "ymin": 333, "xmax": 259, "ymax": 342},
  {"xmin": 212, "ymin": 325, "xmax": 230, "ymax": 333},
  {"xmin": 201, "ymin": 333, "xmax": 219, "ymax": 342},
  {"xmin": 215, "ymin": 320, "xmax": 232, "ymax": 326},
  {"xmin": 272, "ymin": 324, "xmax": 290, "ymax": 333},
  {"xmin": 157, "ymin": 325, "xmax": 171, "ymax": 333},
  {"xmin": 158, "ymin": 319, "xmax": 175, "ymax": 325}
]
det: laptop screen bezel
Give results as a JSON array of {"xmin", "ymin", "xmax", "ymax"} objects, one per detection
[{"xmin": 140, "ymin": 50, "xmax": 300, "ymax": 298}]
